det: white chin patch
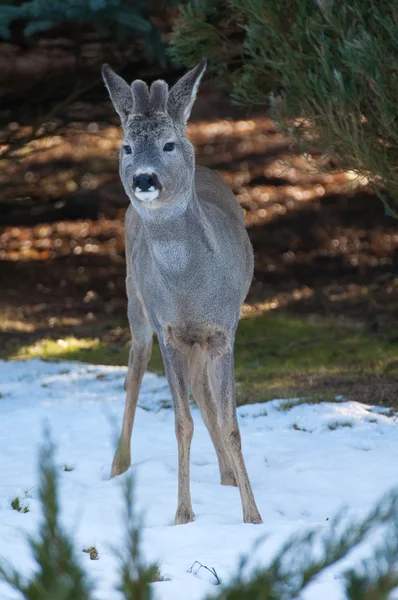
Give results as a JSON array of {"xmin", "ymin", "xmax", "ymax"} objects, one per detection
[{"xmin": 134, "ymin": 189, "xmax": 159, "ymax": 202}]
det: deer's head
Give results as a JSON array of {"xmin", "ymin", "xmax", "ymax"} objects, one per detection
[{"xmin": 102, "ymin": 60, "xmax": 206, "ymax": 215}]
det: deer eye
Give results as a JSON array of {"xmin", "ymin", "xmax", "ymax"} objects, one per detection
[
  {"xmin": 163, "ymin": 142, "xmax": 175, "ymax": 152},
  {"xmin": 123, "ymin": 145, "xmax": 132, "ymax": 155}
]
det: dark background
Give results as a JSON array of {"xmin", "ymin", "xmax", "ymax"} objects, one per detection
[{"xmin": 0, "ymin": 3, "xmax": 397, "ymax": 405}]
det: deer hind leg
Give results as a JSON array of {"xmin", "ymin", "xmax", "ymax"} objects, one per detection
[
  {"xmin": 189, "ymin": 345, "xmax": 237, "ymax": 486},
  {"xmin": 210, "ymin": 350, "xmax": 262, "ymax": 524},
  {"xmin": 111, "ymin": 287, "xmax": 153, "ymax": 478},
  {"xmin": 160, "ymin": 340, "xmax": 194, "ymax": 525}
]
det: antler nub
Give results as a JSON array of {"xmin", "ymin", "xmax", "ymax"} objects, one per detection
[
  {"xmin": 149, "ymin": 80, "xmax": 168, "ymax": 113},
  {"xmin": 131, "ymin": 80, "xmax": 150, "ymax": 116}
]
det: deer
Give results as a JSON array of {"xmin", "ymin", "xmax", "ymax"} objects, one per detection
[{"xmin": 102, "ymin": 58, "xmax": 262, "ymax": 525}]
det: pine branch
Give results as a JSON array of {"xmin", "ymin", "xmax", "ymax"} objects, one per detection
[
  {"xmin": 117, "ymin": 476, "xmax": 156, "ymax": 600},
  {"xmin": 208, "ymin": 487, "xmax": 398, "ymax": 599},
  {"xmin": 170, "ymin": 0, "xmax": 398, "ymax": 215},
  {"xmin": 1, "ymin": 432, "xmax": 398, "ymax": 600},
  {"xmin": 0, "ymin": 431, "xmax": 93, "ymax": 600}
]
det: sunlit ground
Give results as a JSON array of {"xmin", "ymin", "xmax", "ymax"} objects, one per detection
[
  {"xmin": 7, "ymin": 312, "xmax": 398, "ymax": 408},
  {"xmin": 0, "ymin": 111, "xmax": 397, "ymax": 405}
]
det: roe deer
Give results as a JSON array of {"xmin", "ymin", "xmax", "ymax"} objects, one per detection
[{"xmin": 102, "ymin": 59, "xmax": 262, "ymax": 525}]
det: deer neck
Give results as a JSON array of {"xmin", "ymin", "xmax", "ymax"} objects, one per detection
[{"xmin": 140, "ymin": 189, "xmax": 214, "ymax": 273}]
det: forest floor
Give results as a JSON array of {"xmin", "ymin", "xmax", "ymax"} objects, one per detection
[{"xmin": 0, "ymin": 90, "xmax": 397, "ymax": 406}]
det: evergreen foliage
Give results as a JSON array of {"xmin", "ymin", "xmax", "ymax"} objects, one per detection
[
  {"xmin": 11, "ymin": 496, "xmax": 29, "ymax": 513},
  {"xmin": 170, "ymin": 0, "xmax": 398, "ymax": 215},
  {"xmin": 209, "ymin": 493, "xmax": 398, "ymax": 599},
  {"xmin": 0, "ymin": 0, "xmax": 181, "ymax": 63},
  {"xmin": 117, "ymin": 476, "xmax": 162, "ymax": 599},
  {"xmin": 0, "ymin": 434, "xmax": 92, "ymax": 599},
  {"xmin": 1, "ymin": 436, "xmax": 398, "ymax": 598}
]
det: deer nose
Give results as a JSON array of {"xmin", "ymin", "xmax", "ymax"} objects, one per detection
[{"xmin": 133, "ymin": 173, "xmax": 161, "ymax": 192}]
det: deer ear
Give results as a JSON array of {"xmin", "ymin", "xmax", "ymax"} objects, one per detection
[
  {"xmin": 167, "ymin": 58, "xmax": 206, "ymax": 125},
  {"xmin": 102, "ymin": 64, "xmax": 133, "ymax": 123}
]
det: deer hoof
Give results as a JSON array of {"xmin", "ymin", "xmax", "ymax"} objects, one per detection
[
  {"xmin": 110, "ymin": 454, "xmax": 131, "ymax": 478},
  {"xmin": 174, "ymin": 507, "xmax": 195, "ymax": 525},
  {"xmin": 243, "ymin": 509, "xmax": 263, "ymax": 525}
]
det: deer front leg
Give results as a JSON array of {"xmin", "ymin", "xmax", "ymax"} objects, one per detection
[
  {"xmin": 111, "ymin": 340, "xmax": 152, "ymax": 477},
  {"xmin": 212, "ymin": 351, "xmax": 262, "ymax": 524},
  {"xmin": 190, "ymin": 358, "xmax": 237, "ymax": 487},
  {"xmin": 160, "ymin": 340, "xmax": 194, "ymax": 525},
  {"xmin": 111, "ymin": 287, "xmax": 153, "ymax": 478}
]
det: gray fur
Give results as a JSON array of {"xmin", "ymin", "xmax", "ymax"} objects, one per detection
[
  {"xmin": 102, "ymin": 59, "xmax": 262, "ymax": 525},
  {"xmin": 149, "ymin": 80, "xmax": 168, "ymax": 113},
  {"xmin": 102, "ymin": 64, "xmax": 133, "ymax": 123},
  {"xmin": 167, "ymin": 58, "xmax": 206, "ymax": 124},
  {"xmin": 131, "ymin": 80, "xmax": 149, "ymax": 116}
]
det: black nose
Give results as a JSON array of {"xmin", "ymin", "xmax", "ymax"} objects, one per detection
[{"xmin": 133, "ymin": 173, "xmax": 160, "ymax": 192}]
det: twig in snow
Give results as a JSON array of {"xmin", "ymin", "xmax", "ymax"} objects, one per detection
[{"xmin": 187, "ymin": 561, "xmax": 220, "ymax": 585}]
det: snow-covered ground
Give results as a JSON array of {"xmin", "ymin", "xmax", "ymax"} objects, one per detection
[{"xmin": 0, "ymin": 359, "xmax": 397, "ymax": 599}]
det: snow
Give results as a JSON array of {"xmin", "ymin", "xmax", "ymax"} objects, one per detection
[{"xmin": 0, "ymin": 358, "xmax": 397, "ymax": 599}]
